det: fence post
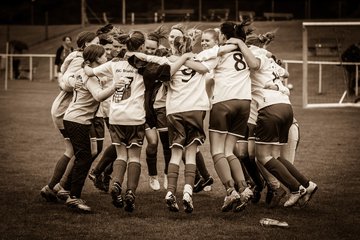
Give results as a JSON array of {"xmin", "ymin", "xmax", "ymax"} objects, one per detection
[
  {"xmin": 131, "ymin": 12, "xmax": 135, "ymax": 25},
  {"xmin": 9, "ymin": 55, "xmax": 13, "ymax": 80},
  {"xmin": 318, "ymin": 64, "xmax": 322, "ymax": 94},
  {"xmin": 4, "ymin": 42, "xmax": 9, "ymax": 91},
  {"xmin": 356, "ymin": 64, "xmax": 359, "ymax": 96},
  {"xmin": 154, "ymin": 12, "xmax": 158, "ymax": 23},
  {"xmin": 29, "ymin": 56, "xmax": 33, "ymax": 81}
]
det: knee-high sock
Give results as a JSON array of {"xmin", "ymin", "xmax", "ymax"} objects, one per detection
[
  {"xmin": 60, "ymin": 156, "xmax": 75, "ymax": 191},
  {"xmin": 159, "ymin": 132, "xmax": 171, "ymax": 174},
  {"xmin": 278, "ymin": 157, "xmax": 309, "ymax": 188},
  {"xmin": 93, "ymin": 145, "xmax": 116, "ymax": 175},
  {"xmin": 96, "ymin": 140, "xmax": 104, "ymax": 157},
  {"xmin": 241, "ymin": 155, "xmax": 264, "ymax": 190},
  {"xmin": 127, "ymin": 162, "xmax": 141, "ymax": 193},
  {"xmin": 112, "ymin": 159, "xmax": 127, "ymax": 185},
  {"xmin": 196, "ymin": 151, "xmax": 210, "ymax": 180},
  {"xmin": 264, "ymin": 158, "xmax": 300, "ymax": 192},
  {"xmin": 184, "ymin": 164, "xmax": 196, "ymax": 188},
  {"xmin": 227, "ymin": 155, "xmax": 247, "ymax": 191},
  {"xmin": 213, "ymin": 153, "xmax": 234, "ymax": 189},
  {"xmin": 146, "ymin": 151, "xmax": 157, "ymax": 176},
  {"xmin": 239, "ymin": 160, "xmax": 251, "ymax": 183},
  {"xmin": 48, "ymin": 154, "xmax": 71, "ymax": 189},
  {"xmin": 167, "ymin": 163, "xmax": 179, "ymax": 194}
]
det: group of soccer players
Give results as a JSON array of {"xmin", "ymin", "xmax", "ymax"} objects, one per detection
[{"xmin": 40, "ymin": 20, "xmax": 317, "ymax": 214}]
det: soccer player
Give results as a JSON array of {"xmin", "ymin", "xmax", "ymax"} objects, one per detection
[
  {"xmin": 247, "ymin": 42, "xmax": 318, "ymax": 208},
  {"xmin": 168, "ymin": 24, "xmax": 214, "ymax": 192},
  {"xmin": 88, "ymin": 32, "xmax": 126, "ymax": 193},
  {"xmin": 40, "ymin": 31, "xmax": 100, "ymax": 202},
  {"xmin": 143, "ymin": 25, "xmax": 168, "ymax": 191},
  {"xmin": 62, "ymin": 44, "xmax": 123, "ymax": 212},
  {"xmin": 245, "ymin": 32, "xmax": 316, "ymax": 208},
  {"xmin": 195, "ymin": 21, "xmax": 257, "ymax": 212}
]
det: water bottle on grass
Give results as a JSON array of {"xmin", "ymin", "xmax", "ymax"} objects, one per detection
[{"xmin": 260, "ymin": 218, "xmax": 289, "ymax": 228}]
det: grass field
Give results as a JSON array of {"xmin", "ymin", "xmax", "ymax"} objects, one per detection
[{"xmin": 0, "ymin": 21, "xmax": 360, "ymax": 240}]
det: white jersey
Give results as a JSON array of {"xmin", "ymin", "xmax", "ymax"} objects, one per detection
[
  {"xmin": 250, "ymin": 46, "xmax": 291, "ymax": 110},
  {"xmin": 64, "ymin": 70, "xmax": 103, "ymax": 125},
  {"xmin": 144, "ymin": 55, "xmax": 215, "ymax": 115},
  {"xmin": 167, "ymin": 63, "xmax": 212, "ymax": 115},
  {"xmin": 212, "ymin": 51, "xmax": 252, "ymax": 104},
  {"xmin": 93, "ymin": 60, "xmax": 145, "ymax": 125}
]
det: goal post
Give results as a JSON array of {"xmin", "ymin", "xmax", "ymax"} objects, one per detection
[{"xmin": 302, "ymin": 21, "xmax": 360, "ymax": 108}]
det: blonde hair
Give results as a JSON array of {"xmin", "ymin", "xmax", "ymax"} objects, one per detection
[{"xmin": 174, "ymin": 36, "xmax": 192, "ymax": 55}]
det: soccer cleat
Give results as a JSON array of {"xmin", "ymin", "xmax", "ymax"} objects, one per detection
[
  {"xmin": 284, "ymin": 186, "xmax": 307, "ymax": 207},
  {"xmin": 149, "ymin": 176, "xmax": 161, "ymax": 191},
  {"xmin": 65, "ymin": 196, "xmax": 91, "ymax": 213},
  {"xmin": 88, "ymin": 169, "xmax": 106, "ymax": 192},
  {"xmin": 165, "ymin": 191, "xmax": 179, "ymax": 212},
  {"xmin": 240, "ymin": 187, "xmax": 253, "ymax": 202},
  {"xmin": 234, "ymin": 187, "xmax": 253, "ymax": 212},
  {"xmin": 40, "ymin": 185, "xmax": 58, "ymax": 202},
  {"xmin": 124, "ymin": 190, "xmax": 136, "ymax": 212},
  {"xmin": 56, "ymin": 188, "xmax": 70, "ymax": 201},
  {"xmin": 163, "ymin": 174, "xmax": 168, "ymax": 189},
  {"xmin": 110, "ymin": 182, "xmax": 124, "ymax": 208},
  {"xmin": 193, "ymin": 178, "xmax": 204, "ymax": 193},
  {"xmin": 221, "ymin": 189, "xmax": 241, "ymax": 212},
  {"xmin": 299, "ymin": 181, "xmax": 318, "ymax": 207},
  {"xmin": 53, "ymin": 183, "xmax": 63, "ymax": 194},
  {"xmin": 194, "ymin": 176, "xmax": 214, "ymax": 193},
  {"xmin": 268, "ymin": 186, "xmax": 287, "ymax": 208},
  {"xmin": 182, "ymin": 192, "xmax": 194, "ymax": 213}
]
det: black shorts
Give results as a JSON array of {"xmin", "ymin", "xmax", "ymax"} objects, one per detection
[
  {"xmin": 209, "ymin": 99, "xmax": 250, "ymax": 140},
  {"xmin": 90, "ymin": 117, "xmax": 105, "ymax": 140},
  {"xmin": 255, "ymin": 104, "xmax": 293, "ymax": 145},
  {"xmin": 167, "ymin": 110, "xmax": 206, "ymax": 149},
  {"xmin": 109, "ymin": 124, "xmax": 145, "ymax": 148}
]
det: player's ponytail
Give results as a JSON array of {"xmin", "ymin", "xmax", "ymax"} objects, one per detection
[
  {"xmin": 148, "ymin": 25, "xmax": 167, "ymax": 46},
  {"xmin": 220, "ymin": 19, "xmax": 252, "ymax": 42},
  {"xmin": 117, "ymin": 31, "xmax": 145, "ymax": 52},
  {"xmin": 174, "ymin": 35, "xmax": 192, "ymax": 55}
]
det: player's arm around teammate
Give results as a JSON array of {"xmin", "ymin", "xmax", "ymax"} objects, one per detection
[
  {"xmin": 249, "ymin": 45, "xmax": 317, "ymax": 208},
  {"xmin": 62, "ymin": 44, "xmax": 123, "ymax": 213},
  {"xmin": 41, "ymin": 31, "xmax": 101, "ymax": 203}
]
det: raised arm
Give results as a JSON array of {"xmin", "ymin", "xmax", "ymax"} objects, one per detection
[
  {"xmin": 168, "ymin": 52, "xmax": 195, "ymax": 75},
  {"xmin": 237, "ymin": 40, "xmax": 261, "ymax": 70},
  {"xmin": 184, "ymin": 60, "xmax": 209, "ymax": 74}
]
